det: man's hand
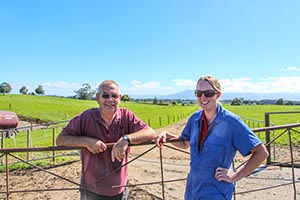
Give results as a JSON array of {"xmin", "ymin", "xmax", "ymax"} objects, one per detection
[
  {"xmin": 86, "ymin": 138, "xmax": 107, "ymax": 154},
  {"xmin": 111, "ymin": 137, "xmax": 129, "ymax": 162}
]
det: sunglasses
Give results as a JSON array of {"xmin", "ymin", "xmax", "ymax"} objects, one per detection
[
  {"xmin": 194, "ymin": 90, "xmax": 217, "ymax": 98},
  {"xmin": 101, "ymin": 93, "xmax": 120, "ymax": 99}
]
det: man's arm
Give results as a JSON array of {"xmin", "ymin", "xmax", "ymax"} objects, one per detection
[
  {"xmin": 111, "ymin": 127, "xmax": 156, "ymax": 162},
  {"xmin": 125, "ymin": 127, "xmax": 156, "ymax": 144},
  {"xmin": 56, "ymin": 135, "xmax": 107, "ymax": 154}
]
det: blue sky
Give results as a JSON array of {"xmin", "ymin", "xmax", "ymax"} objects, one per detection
[{"xmin": 1, "ymin": 0, "xmax": 300, "ymax": 97}]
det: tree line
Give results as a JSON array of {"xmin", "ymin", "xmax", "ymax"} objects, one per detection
[
  {"xmin": 0, "ymin": 82, "xmax": 45, "ymax": 95},
  {"xmin": 229, "ymin": 97, "xmax": 296, "ymax": 106},
  {"xmin": 0, "ymin": 81, "xmax": 298, "ymax": 105},
  {"xmin": 0, "ymin": 82, "xmax": 130, "ymax": 101}
]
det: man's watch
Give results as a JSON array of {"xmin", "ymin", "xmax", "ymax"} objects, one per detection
[{"xmin": 123, "ymin": 135, "xmax": 131, "ymax": 144}]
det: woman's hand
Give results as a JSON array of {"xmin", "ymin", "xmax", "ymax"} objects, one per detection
[
  {"xmin": 155, "ymin": 131, "xmax": 169, "ymax": 148},
  {"xmin": 215, "ymin": 167, "xmax": 235, "ymax": 183}
]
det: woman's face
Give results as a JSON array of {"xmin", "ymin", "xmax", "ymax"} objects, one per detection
[{"xmin": 195, "ymin": 80, "xmax": 220, "ymax": 111}]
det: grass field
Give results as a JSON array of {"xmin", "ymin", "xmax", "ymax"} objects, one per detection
[
  {"xmin": 0, "ymin": 94, "xmax": 198, "ymax": 148},
  {"xmin": 223, "ymin": 104, "xmax": 300, "ymax": 126},
  {"xmin": 1, "ymin": 95, "xmax": 300, "ymax": 147},
  {"xmin": 1, "ymin": 94, "xmax": 300, "ymax": 125},
  {"xmin": 1, "ymin": 94, "xmax": 300, "ymax": 170},
  {"xmin": 0, "ymin": 94, "xmax": 198, "ymax": 126}
]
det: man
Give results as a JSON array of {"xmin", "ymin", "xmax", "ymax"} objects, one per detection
[{"xmin": 56, "ymin": 80, "xmax": 156, "ymax": 200}]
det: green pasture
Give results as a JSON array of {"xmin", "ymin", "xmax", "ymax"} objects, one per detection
[
  {"xmin": 0, "ymin": 94, "xmax": 198, "ymax": 170},
  {"xmin": 1, "ymin": 94, "xmax": 300, "ymax": 170},
  {"xmin": 224, "ymin": 104, "xmax": 300, "ymax": 146},
  {"xmin": 223, "ymin": 104, "xmax": 300, "ymax": 127},
  {"xmin": 0, "ymin": 94, "xmax": 198, "ymax": 126},
  {"xmin": 0, "ymin": 94, "xmax": 97, "ymax": 122},
  {"xmin": 1, "ymin": 94, "xmax": 299, "ymax": 127},
  {"xmin": 1, "ymin": 95, "xmax": 300, "ymax": 146},
  {"xmin": 0, "ymin": 94, "xmax": 197, "ymax": 148}
]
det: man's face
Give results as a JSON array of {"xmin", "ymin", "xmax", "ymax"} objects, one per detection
[{"xmin": 96, "ymin": 84, "xmax": 121, "ymax": 113}]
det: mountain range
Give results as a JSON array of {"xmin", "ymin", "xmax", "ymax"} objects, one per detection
[{"xmin": 129, "ymin": 89, "xmax": 300, "ymax": 101}]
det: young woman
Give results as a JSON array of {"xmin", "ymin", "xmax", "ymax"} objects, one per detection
[{"xmin": 155, "ymin": 75, "xmax": 269, "ymax": 200}]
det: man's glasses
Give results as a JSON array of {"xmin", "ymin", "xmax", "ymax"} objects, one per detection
[
  {"xmin": 101, "ymin": 93, "xmax": 120, "ymax": 99},
  {"xmin": 194, "ymin": 90, "xmax": 217, "ymax": 98}
]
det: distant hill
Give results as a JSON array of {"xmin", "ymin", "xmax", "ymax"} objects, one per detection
[{"xmin": 129, "ymin": 89, "xmax": 300, "ymax": 101}]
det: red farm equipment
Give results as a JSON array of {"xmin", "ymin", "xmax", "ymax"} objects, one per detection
[{"xmin": 0, "ymin": 111, "xmax": 19, "ymax": 138}]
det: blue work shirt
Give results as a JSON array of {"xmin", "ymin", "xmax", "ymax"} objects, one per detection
[{"xmin": 181, "ymin": 104, "xmax": 262, "ymax": 200}]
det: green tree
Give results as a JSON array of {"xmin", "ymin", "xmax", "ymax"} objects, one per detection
[
  {"xmin": 0, "ymin": 82, "xmax": 12, "ymax": 95},
  {"xmin": 153, "ymin": 97, "xmax": 158, "ymax": 104},
  {"xmin": 35, "ymin": 85, "xmax": 45, "ymax": 95},
  {"xmin": 121, "ymin": 94, "xmax": 130, "ymax": 102},
  {"xmin": 285, "ymin": 101, "xmax": 294, "ymax": 105},
  {"xmin": 275, "ymin": 98, "xmax": 284, "ymax": 105},
  {"xmin": 19, "ymin": 86, "xmax": 29, "ymax": 94},
  {"xmin": 231, "ymin": 98, "xmax": 242, "ymax": 106},
  {"xmin": 172, "ymin": 100, "xmax": 178, "ymax": 106},
  {"xmin": 74, "ymin": 83, "xmax": 95, "ymax": 100}
]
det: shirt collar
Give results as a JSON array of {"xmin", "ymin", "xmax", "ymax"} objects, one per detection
[
  {"xmin": 196, "ymin": 103, "xmax": 222, "ymax": 122},
  {"xmin": 96, "ymin": 108, "xmax": 122, "ymax": 124}
]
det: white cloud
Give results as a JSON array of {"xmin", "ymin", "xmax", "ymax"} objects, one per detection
[
  {"xmin": 123, "ymin": 80, "xmax": 175, "ymax": 95},
  {"xmin": 280, "ymin": 66, "xmax": 300, "ymax": 71},
  {"xmin": 43, "ymin": 82, "xmax": 81, "ymax": 89},
  {"xmin": 125, "ymin": 80, "xmax": 161, "ymax": 94},
  {"xmin": 42, "ymin": 82, "xmax": 82, "ymax": 96},
  {"xmin": 130, "ymin": 80, "xmax": 161, "ymax": 90},
  {"xmin": 11, "ymin": 82, "xmax": 82, "ymax": 96},
  {"xmin": 220, "ymin": 78, "xmax": 268, "ymax": 93},
  {"xmin": 264, "ymin": 77, "xmax": 300, "ymax": 92},
  {"xmin": 220, "ymin": 77, "xmax": 300, "ymax": 93},
  {"xmin": 172, "ymin": 79, "xmax": 196, "ymax": 87}
]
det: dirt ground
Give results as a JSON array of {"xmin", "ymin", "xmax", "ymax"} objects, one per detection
[{"xmin": 0, "ymin": 119, "xmax": 299, "ymax": 200}]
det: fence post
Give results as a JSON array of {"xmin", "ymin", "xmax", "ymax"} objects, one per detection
[
  {"xmin": 5, "ymin": 152, "xmax": 10, "ymax": 200},
  {"xmin": 1, "ymin": 131, "xmax": 4, "ymax": 165},
  {"xmin": 264, "ymin": 112, "xmax": 271, "ymax": 164},
  {"xmin": 159, "ymin": 148, "xmax": 165, "ymax": 200},
  {"xmin": 52, "ymin": 128, "xmax": 56, "ymax": 163},
  {"xmin": 27, "ymin": 129, "xmax": 31, "ymax": 161}
]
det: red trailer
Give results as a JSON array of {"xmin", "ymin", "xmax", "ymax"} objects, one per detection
[{"xmin": 0, "ymin": 111, "xmax": 19, "ymax": 138}]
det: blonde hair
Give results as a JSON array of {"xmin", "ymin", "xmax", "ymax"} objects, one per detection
[{"xmin": 197, "ymin": 75, "xmax": 222, "ymax": 93}]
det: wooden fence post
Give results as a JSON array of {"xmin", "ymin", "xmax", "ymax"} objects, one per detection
[
  {"xmin": 52, "ymin": 128, "xmax": 56, "ymax": 163},
  {"xmin": 27, "ymin": 129, "xmax": 31, "ymax": 161}
]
